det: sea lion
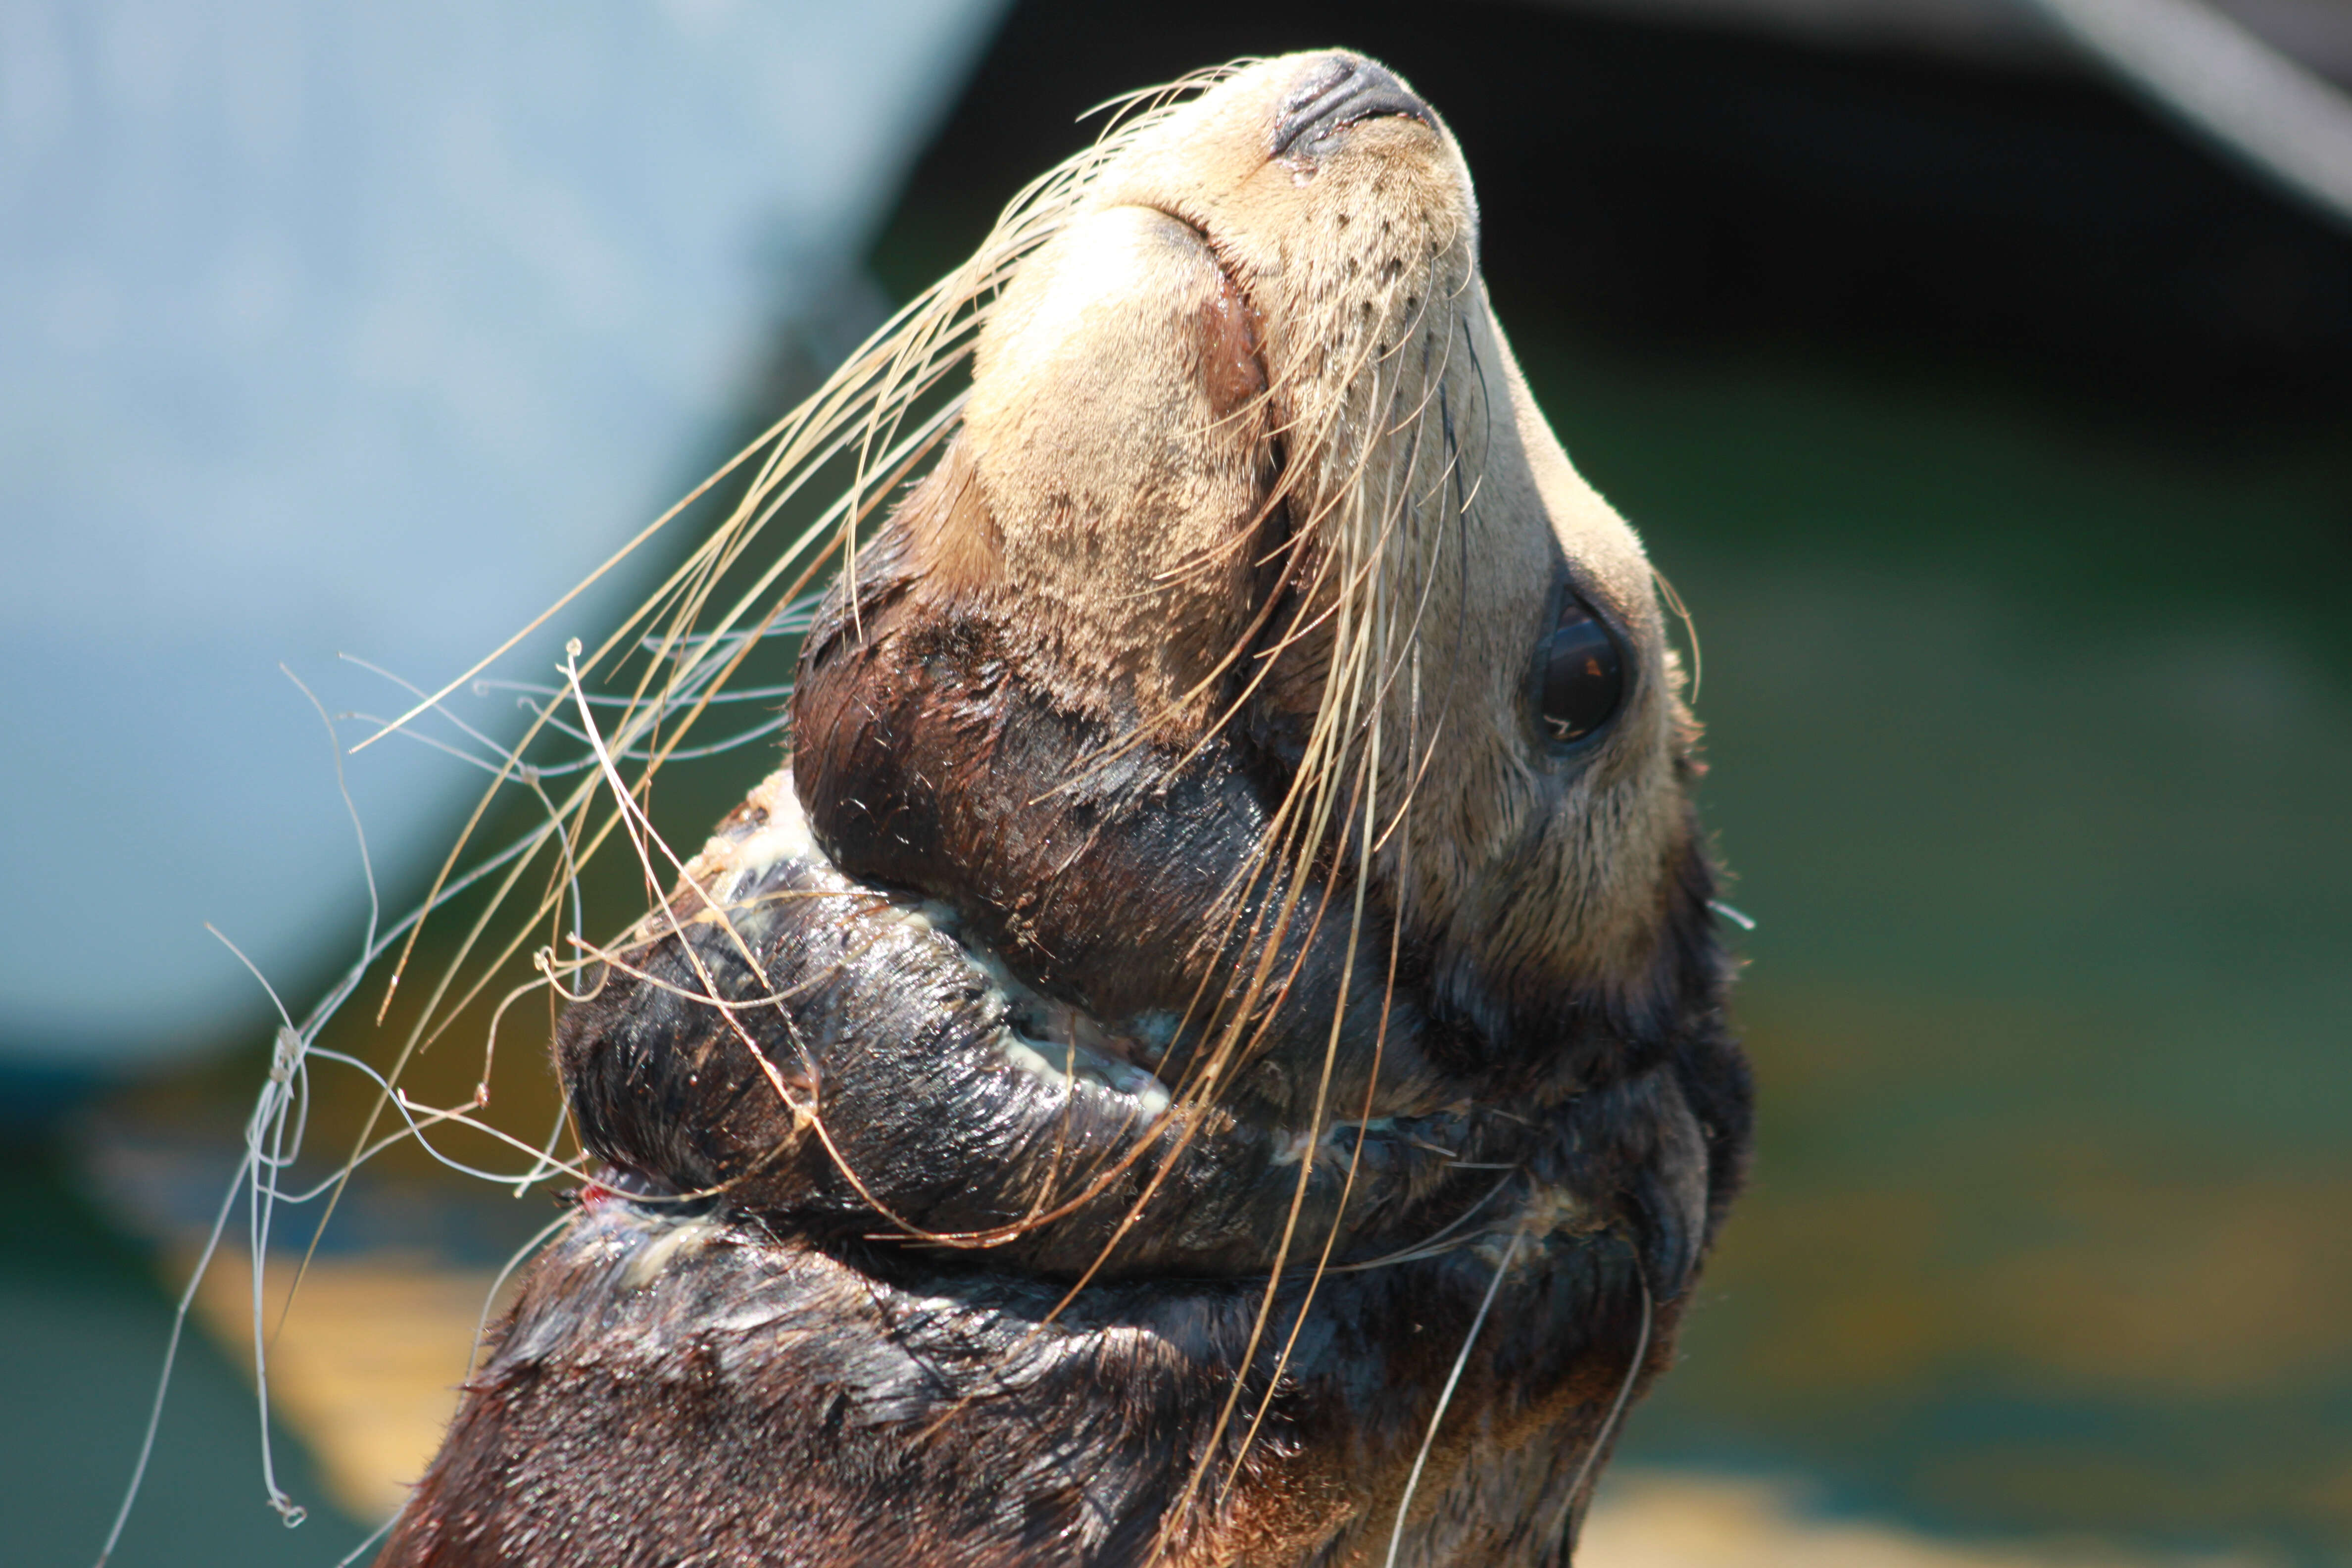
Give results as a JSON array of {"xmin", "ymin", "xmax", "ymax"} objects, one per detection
[{"xmin": 376, "ymin": 49, "xmax": 1750, "ymax": 1568}]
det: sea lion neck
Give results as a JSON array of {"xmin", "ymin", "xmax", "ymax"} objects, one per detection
[{"xmin": 376, "ymin": 50, "xmax": 1753, "ymax": 1568}]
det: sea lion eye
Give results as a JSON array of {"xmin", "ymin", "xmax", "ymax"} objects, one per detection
[{"xmin": 1533, "ymin": 591, "xmax": 1625, "ymax": 746}]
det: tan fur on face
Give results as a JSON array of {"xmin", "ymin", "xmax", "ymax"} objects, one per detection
[
  {"xmin": 953, "ymin": 52, "xmax": 1693, "ymax": 1020},
  {"xmin": 365, "ymin": 57, "xmax": 1743, "ymax": 1568}
]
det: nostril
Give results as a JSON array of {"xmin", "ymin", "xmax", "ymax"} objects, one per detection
[
  {"xmin": 1275, "ymin": 54, "xmax": 1353, "ymax": 121},
  {"xmin": 1271, "ymin": 55, "xmax": 1430, "ymax": 158}
]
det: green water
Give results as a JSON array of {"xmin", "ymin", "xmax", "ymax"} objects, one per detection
[
  {"xmin": 16, "ymin": 284, "xmax": 2346, "ymax": 1568},
  {"xmin": 0, "ymin": 1144, "xmax": 370, "ymax": 1568},
  {"xmin": 1513, "ymin": 339, "xmax": 2352, "ymax": 1559}
]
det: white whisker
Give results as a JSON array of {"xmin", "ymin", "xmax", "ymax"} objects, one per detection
[{"xmin": 1383, "ymin": 1228, "xmax": 1527, "ymax": 1568}]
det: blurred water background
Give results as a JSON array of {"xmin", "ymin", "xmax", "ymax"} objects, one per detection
[{"xmin": 3, "ymin": 1, "xmax": 2348, "ymax": 1565}]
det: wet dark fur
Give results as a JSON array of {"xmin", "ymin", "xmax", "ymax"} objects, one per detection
[
  {"xmin": 375, "ymin": 487, "xmax": 1750, "ymax": 1565},
  {"xmin": 377, "ymin": 54, "xmax": 1752, "ymax": 1566},
  {"xmin": 384, "ymin": 1201, "xmax": 1661, "ymax": 1566}
]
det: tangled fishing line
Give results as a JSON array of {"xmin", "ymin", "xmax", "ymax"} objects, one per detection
[{"xmin": 90, "ymin": 82, "xmax": 1238, "ymax": 1568}]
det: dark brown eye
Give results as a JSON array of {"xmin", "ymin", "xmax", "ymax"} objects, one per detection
[{"xmin": 1534, "ymin": 593, "xmax": 1624, "ymax": 746}]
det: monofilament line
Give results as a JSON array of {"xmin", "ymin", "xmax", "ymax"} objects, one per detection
[{"xmin": 1382, "ymin": 1225, "xmax": 1525, "ymax": 1568}]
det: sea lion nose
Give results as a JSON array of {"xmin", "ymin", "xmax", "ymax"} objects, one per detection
[{"xmin": 1271, "ymin": 54, "xmax": 1430, "ymax": 157}]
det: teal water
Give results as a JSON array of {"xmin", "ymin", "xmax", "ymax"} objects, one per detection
[
  {"xmin": 0, "ymin": 1144, "xmax": 370, "ymax": 1568},
  {"xmin": 1512, "ymin": 339, "xmax": 2352, "ymax": 1560},
  {"xmin": 13, "ymin": 271, "xmax": 2347, "ymax": 1568}
]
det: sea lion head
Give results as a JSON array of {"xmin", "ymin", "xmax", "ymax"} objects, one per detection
[
  {"xmin": 554, "ymin": 42, "xmax": 1737, "ymax": 1298},
  {"xmin": 387, "ymin": 50, "xmax": 1749, "ymax": 1568},
  {"xmin": 797, "ymin": 49, "xmax": 1705, "ymax": 1124},
  {"xmin": 1125, "ymin": 54, "xmax": 1692, "ymax": 1034}
]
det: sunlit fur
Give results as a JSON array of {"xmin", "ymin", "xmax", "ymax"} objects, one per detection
[
  {"xmin": 361, "ymin": 52, "xmax": 1748, "ymax": 1568},
  {"xmin": 950, "ymin": 55, "xmax": 1697, "ymax": 1064}
]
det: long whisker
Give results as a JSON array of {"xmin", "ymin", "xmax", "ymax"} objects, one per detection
[
  {"xmin": 1560, "ymin": 1253, "xmax": 1656, "ymax": 1555},
  {"xmin": 1382, "ymin": 1227, "xmax": 1528, "ymax": 1568}
]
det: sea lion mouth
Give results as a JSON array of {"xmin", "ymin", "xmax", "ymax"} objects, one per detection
[
  {"xmin": 560, "ymin": 760, "xmax": 1530, "ymax": 1280},
  {"xmin": 735, "ymin": 775, "xmax": 1182, "ymax": 1119}
]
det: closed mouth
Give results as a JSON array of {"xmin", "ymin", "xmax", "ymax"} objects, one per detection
[
  {"xmin": 559, "ymin": 760, "xmax": 1527, "ymax": 1281},
  {"xmin": 711, "ymin": 781, "xmax": 1178, "ymax": 1119}
]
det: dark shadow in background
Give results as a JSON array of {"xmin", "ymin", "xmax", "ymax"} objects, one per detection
[{"xmin": 876, "ymin": 0, "xmax": 2352, "ymax": 434}]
